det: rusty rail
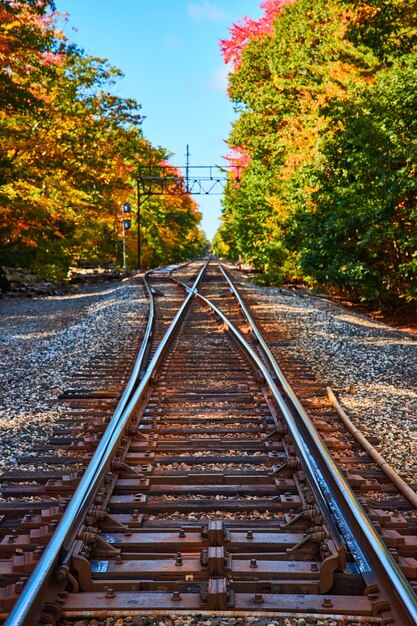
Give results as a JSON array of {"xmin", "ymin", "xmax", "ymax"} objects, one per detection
[{"xmin": 327, "ymin": 386, "xmax": 417, "ymax": 509}]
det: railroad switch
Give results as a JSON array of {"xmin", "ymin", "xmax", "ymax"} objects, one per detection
[{"xmin": 5, "ymin": 265, "xmax": 417, "ymax": 625}]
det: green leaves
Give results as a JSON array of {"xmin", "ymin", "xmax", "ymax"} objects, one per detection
[
  {"xmin": 218, "ymin": 0, "xmax": 417, "ymax": 306},
  {"xmin": 291, "ymin": 50, "xmax": 417, "ymax": 302}
]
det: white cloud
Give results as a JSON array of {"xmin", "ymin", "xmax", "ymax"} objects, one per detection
[
  {"xmin": 205, "ymin": 66, "xmax": 229, "ymax": 92},
  {"xmin": 187, "ymin": 1, "xmax": 229, "ymax": 23}
]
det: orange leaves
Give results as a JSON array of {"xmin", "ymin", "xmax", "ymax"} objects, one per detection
[
  {"xmin": 0, "ymin": 0, "xmax": 205, "ymax": 275},
  {"xmin": 353, "ymin": 3, "xmax": 382, "ymax": 24}
]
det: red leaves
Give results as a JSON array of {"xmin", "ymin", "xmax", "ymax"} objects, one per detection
[
  {"xmin": 220, "ymin": 0, "xmax": 296, "ymax": 69},
  {"xmin": 224, "ymin": 147, "xmax": 251, "ymax": 187},
  {"xmin": 40, "ymin": 51, "xmax": 65, "ymax": 67},
  {"xmin": 225, "ymin": 147, "xmax": 250, "ymax": 170}
]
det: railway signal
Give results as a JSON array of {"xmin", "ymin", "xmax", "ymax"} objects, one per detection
[{"xmin": 121, "ymin": 203, "xmax": 131, "ymax": 273}]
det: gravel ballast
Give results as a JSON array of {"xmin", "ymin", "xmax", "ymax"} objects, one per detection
[
  {"xmin": 60, "ymin": 616, "xmax": 365, "ymax": 626},
  {"xmin": 241, "ymin": 278, "xmax": 417, "ymax": 482},
  {"xmin": 0, "ymin": 279, "xmax": 147, "ymax": 472},
  {"xmin": 1, "ymin": 268, "xmax": 416, "ymax": 483}
]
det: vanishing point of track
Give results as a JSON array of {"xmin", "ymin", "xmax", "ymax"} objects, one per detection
[{"xmin": 1, "ymin": 259, "xmax": 417, "ymax": 625}]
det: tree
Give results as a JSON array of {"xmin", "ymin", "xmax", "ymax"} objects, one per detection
[
  {"xmin": 0, "ymin": 2, "xmax": 205, "ymax": 276},
  {"xmin": 217, "ymin": 0, "xmax": 417, "ymax": 306},
  {"xmin": 291, "ymin": 52, "xmax": 417, "ymax": 303}
]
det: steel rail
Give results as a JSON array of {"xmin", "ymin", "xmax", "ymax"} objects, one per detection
[
  {"xmin": 169, "ymin": 272, "xmax": 344, "ymax": 547},
  {"xmin": 217, "ymin": 264, "xmax": 417, "ymax": 626},
  {"xmin": 5, "ymin": 261, "xmax": 209, "ymax": 626},
  {"xmin": 73, "ymin": 261, "xmax": 196, "ymax": 524},
  {"xmin": 171, "ymin": 265, "xmax": 417, "ymax": 624}
]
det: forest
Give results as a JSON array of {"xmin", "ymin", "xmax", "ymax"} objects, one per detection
[
  {"xmin": 0, "ymin": 0, "xmax": 207, "ymax": 279},
  {"xmin": 2, "ymin": 0, "xmax": 416, "ymax": 307},
  {"xmin": 214, "ymin": 0, "xmax": 417, "ymax": 308}
]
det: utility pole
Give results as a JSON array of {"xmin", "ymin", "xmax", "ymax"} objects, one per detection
[{"xmin": 122, "ymin": 217, "xmax": 127, "ymax": 273}]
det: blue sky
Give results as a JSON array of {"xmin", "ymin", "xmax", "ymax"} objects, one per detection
[{"xmin": 54, "ymin": 0, "xmax": 262, "ymax": 239}]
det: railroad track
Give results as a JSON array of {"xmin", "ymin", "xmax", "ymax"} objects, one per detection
[{"xmin": 1, "ymin": 259, "xmax": 417, "ymax": 625}]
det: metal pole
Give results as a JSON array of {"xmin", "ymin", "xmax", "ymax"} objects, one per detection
[
  {"xmin": 186, "ymin": 144, "xmax": 190, "ymax": 194},
  {"xmin": 137, "ymin": 179, "xmax": 141, "ymax": 270},
  {"xmin": 122, "ymin": 207, "xmax": 127, "ymax": 274}
]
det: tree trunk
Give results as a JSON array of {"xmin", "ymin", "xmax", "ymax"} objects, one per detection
[{"xmin": 0, "ymin": 267, "xmax": 11, "ymax": 293}]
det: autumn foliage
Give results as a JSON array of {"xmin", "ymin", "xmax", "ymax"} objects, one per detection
[
  {"xmin": 215, "ymin": 0, "xmax": 417, "ymax": 307},
  {"xmin": 220, "ymin": 0, "xmax": 295, "ymax": 69},
  {"xmin": 0, "ymin": 0, "xmax": 206, "ymax": 278}
]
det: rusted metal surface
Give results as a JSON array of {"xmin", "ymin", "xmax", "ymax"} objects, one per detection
[
  {"xmin": 1, "ymin": 260, "xmax": 417, "ymax": 625},
  {"xmin": 327, "ymin": 386, "xmax": 417, "ymax": 509}
]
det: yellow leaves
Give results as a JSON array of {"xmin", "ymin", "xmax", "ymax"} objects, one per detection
[
  {"xmin": 54, "ymin": 29, "xmax": 66, "ymax": 41},
  {"xmin": 276, "ymin": 111, "xmax": 323, "ymax": 181},
  {"xmin": 1, "ymin": 18, "xmax": 21, "ymax": 32},
  {"xmin": 1, "ymin": 1, "xmax": 205, "ymax": 273},
  {"xmin": 98, "ymin": 172, "xmax": 112, "ymax": 184},
  {"xmin": 270, "ymin": 196, "xmax": 290, "ymax": 222}
]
